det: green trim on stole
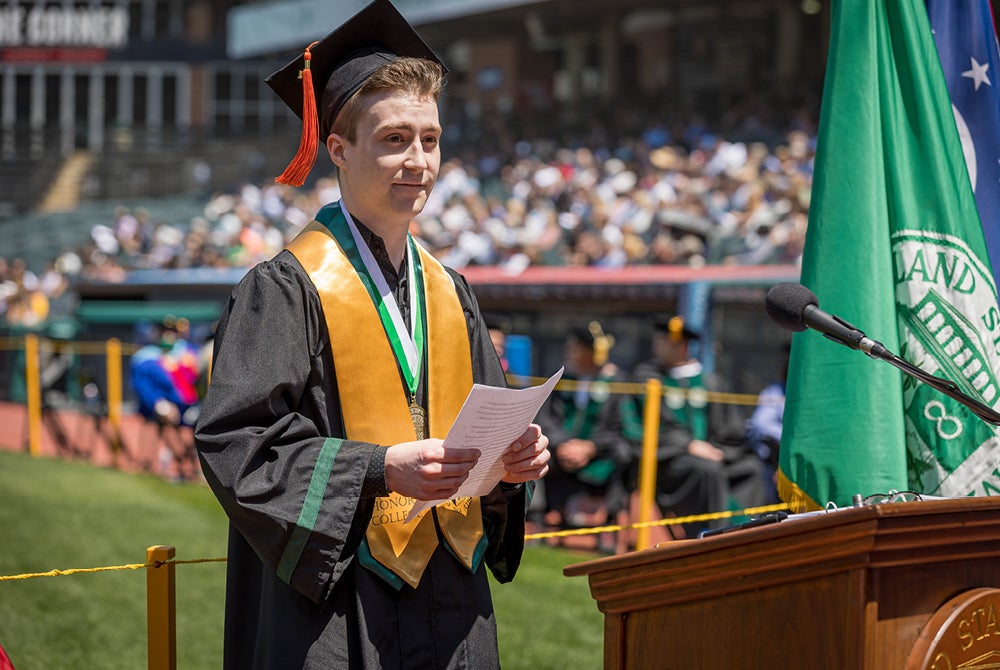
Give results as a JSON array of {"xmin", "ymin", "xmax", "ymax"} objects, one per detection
[{"xmin": 356, "ymin": 536, "xmax": 405, "ymax": 591}]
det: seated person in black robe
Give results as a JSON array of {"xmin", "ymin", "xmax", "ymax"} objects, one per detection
[
  {"xmin": 630, "ymin": 315, "xmax": 767, "ymax": 539},
  {"xmin": 194, "ymin": 3, "xmax": 550, "ymax": 668},
  {"xmin": 536, "ymin": 322, "xmax": 634, "ymax": 534}
]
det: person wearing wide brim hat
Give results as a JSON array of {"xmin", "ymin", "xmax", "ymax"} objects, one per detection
[
  {"xmin": 630, "ymin": 315, "xmax": 767, "ymax": 539},
  {"xmin": 194, "ymin": 2, "xmax": 550, "ymax": 667}
]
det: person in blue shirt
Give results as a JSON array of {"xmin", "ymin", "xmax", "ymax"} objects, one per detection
[{"xmin": 745, "ymin": 343, "xmax": 789, "ymax": 503}]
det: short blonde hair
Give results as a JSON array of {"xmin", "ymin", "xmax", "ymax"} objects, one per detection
[{"xmin": 328, "ymin": 57, "xmax": 443, "ymax": 142}]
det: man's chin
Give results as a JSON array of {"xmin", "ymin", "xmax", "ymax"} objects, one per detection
[{"xmin": 395, "ymin": 194, "xmax": 429, "ymax": 217}]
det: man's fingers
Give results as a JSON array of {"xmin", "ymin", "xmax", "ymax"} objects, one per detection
[
  {"xmin": 434, "ymin": 461, "xmax": 475, "ymax": 478},
  {"xmin": 511, "ymin": 423, "xmax": 542, "ymax": 451},
  {"xmin": 437, "ymin": 447, "xmax": 481, "ymax": 464},
  {"xmin": 505, "ymin": 445, "xmax": 551, "ymax": 474},
  {"xmin": 504, "ymin": 434, "xmax": 548, "ymax": 464}
]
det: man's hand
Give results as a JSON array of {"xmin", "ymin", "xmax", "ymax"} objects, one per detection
[
  {"xmin": 554, "ymin": 437, "xmax": 596, "ymax": 472},
  {"xmin": 501, "ymin": 423, "xmax": 551, "ymax": 484},
  {"xmin": 384, "ymin": 439, "xmax": 481, "ymax": 500},
  {"xmin": 687, "ymin": 438, "xmax": 724, "ymax": 462}
]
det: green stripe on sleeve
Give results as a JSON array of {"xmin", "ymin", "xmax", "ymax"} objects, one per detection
[{"xmin": 277, "ymin": 437, "xmax": 344, "ymax": 584}]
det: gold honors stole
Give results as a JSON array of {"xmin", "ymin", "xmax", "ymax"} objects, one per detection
[{"xmin": 285, "ymin": 203, "xmax": 484, "ymax": 589}]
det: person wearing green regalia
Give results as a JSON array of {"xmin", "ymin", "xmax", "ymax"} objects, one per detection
[
  {"xmin": 536, "ymin": 322, "xmax": 634, "ymax": 534},
  {"xmin": 631, "ymin": 316, "xmax": 766, "ymax": 538},
  {"xmin": 193, "ymin": 2, "xmax": 551, "ymax": 668}
]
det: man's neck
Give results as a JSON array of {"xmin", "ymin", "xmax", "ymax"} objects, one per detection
[
  {"xmin": 341, "ymin": 197, "xmax": 410, "ymax": 268},
  {"xmin": 365, "ymin": 222, "xmax": 408, "ymax": 269}
]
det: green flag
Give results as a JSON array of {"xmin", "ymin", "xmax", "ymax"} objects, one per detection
[{"xmin": 779, "ymin": 0, "xmax": 1000, "ymax": 511}]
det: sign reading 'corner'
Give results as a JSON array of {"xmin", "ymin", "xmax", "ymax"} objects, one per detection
[{"xmin": 0, "ymin": 4, "xmax": 129, "ymax": 49}]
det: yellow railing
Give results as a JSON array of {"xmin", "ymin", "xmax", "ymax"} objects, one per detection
[
  {"xmin": 146, "ymin": 546, "xmax": 176, "ymax": 670},
  {"xmin": 4, "ymin": 334, "xmax": 134, "ymax": 459},
  {"xmin": 0, "ymin": 546, "xmax": 225, "ymax": 670},
  {"xmin": 637, "ymin": 377, "xmax": 662, "ymax": 550}
]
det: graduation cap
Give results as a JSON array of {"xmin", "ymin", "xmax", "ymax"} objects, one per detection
[
  {"xmin": 653, "ymin": 315, "xmax": 701, "ymax": 342},
  {"xmin": 569, "ymin": 321, "xmax": 616, "ymax": 366},
  {"xmin": 266, "ymin": 0, "xmax": 447, "ymax": 187}
]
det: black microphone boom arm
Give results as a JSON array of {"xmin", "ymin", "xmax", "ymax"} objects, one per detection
[
  {"xmin": 764, "ymin": 282, "xmax": 1000, "ymax": 427},
  {"xmin": 866, "ymin": 346, "xmax": 1000, "ymax": 426}
]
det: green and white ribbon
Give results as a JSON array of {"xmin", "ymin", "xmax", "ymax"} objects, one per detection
[{"xmin": 322, "ymin": 203, "xmax": 425, "ymax": 396}]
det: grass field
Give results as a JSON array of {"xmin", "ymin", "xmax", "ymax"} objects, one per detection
[{"xmin": 0, "ymin": 450, "xmax": 604, "ymax": 669}]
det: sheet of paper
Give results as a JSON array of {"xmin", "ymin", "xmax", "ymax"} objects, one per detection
[{"xmin": 405, "ymin": 367, "xmax": 564, "ymax": 521}]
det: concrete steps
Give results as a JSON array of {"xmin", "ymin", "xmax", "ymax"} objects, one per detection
[{"xmin": 38, "ymin": 151, "xmax": 95, "ymax": 213}]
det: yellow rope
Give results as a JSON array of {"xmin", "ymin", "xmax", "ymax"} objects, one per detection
[
  {"xmin": 507, "ymin": 374, "xmax": 774, "ymax": 407},
  {"xmin": 0, "ymin": 336, "xmax": 141, "ymax": 355},
  {"xmin": 0, "ymin": 505, "xmax": 791, "ymax": 582},
  {"xmin": 0, "ymin": 557, "xmax": 227, "ymax": 582},
  {"xmin": 1, "ymin": 338, "xmax": 775, "ymax": 406},
  {"xmin": 524, "ymin": 503, "xmax": 791, "ymax": 540}
]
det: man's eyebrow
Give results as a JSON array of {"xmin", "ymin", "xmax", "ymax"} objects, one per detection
[{"xmin": 377, "ymin": 121, "xmax": 442, "ymax": 133}]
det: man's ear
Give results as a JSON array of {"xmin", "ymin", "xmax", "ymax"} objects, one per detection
[{"xmin": 327, "ymin": 133, "xmax": 348, "ymax": 171}]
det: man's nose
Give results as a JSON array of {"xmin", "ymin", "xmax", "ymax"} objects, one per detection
[{"xmin": 403, "ymin": 140, "xmax": 428, "ymax": 170}]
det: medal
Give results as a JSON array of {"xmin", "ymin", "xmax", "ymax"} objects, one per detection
[{"xmin": 409, "ymin": 396, "xmax": 427, "ymax": 439}]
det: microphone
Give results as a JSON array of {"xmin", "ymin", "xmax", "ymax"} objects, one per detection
[
  {"xmin": 765, "ymin": 282, "xmax": 887, "ymax": 357},
  {"xmin": 763, "ymin": 282, "xmax": 1000, "ymax": 425}
]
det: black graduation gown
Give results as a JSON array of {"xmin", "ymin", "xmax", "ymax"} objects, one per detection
[
  {"xmin": 194, "ymin": 250, "xmax": 527, "ymax": 670},
  {"xmin": 535, "ymin": 369, "xmax": 635, "ymax": 519},
  {"xmin": 630, "ymin": 359, "xmax": 766, "ymax": 536}
]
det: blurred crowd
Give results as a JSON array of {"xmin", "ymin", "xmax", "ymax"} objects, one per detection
[
  {"xmin": 2, "ymin": 114, "xmax": 815, "ymax": 327},
  {"xmin": 127, "ymin": 315, "xmax": 209, "ymax": 481},
  {"xmin": 0, "ymin": 257, "xmax": 70, "ymax": 328}
]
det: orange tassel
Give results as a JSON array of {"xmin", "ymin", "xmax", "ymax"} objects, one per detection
[{"xmin": 275, "ymin": 43, "xmax": 319, "ymax": 187}]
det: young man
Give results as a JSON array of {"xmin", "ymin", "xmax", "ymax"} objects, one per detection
[
  {"xmin": 194, "ymin": 2, "xmax": 549, "ymax": 668},
  {"xmin": 630, "ymin": 316, "xmax": 766, "ymax": 538}
]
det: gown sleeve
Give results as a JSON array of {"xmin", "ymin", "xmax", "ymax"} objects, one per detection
[{"xmin": 195, "ymin": 254, "xmax": 379, "ymax": 604}]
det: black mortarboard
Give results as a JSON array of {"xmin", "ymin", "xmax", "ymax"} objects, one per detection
[
  {"xmin": 653, "ymin": 315, "xmax": 701, "ymax": 342},
  {"xmin": 265, "ymin": 0, "xmax": 447, "ymax": 187},
  {"xmin": 569, "ymin": 321, "xmax": 615, "ymax": 365},
  {"xmin": 569, "ymin": 325, "xmax": 597, "ymax": 348}
]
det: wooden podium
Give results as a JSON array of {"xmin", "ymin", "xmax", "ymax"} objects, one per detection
[{"xmin": 564, "ymin": 497, "xmax": 1000, "ymax": 669}]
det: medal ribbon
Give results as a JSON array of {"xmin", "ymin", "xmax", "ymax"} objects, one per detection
[{"xmin": 333, "ymin": 206, "xmax": 424, "ymax": 398}]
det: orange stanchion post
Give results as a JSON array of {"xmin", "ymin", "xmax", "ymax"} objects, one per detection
[
  {"xmin": 106, "ymin": 338, "xmax": 123, "ymax": 463},
  {"xmin": 635, "ymin": 377, "xmax": 662, "ymax": 551},
  {"xmin": 146, "ymin": 545, "xmax": 176, "ymax": 670},
  {"xmin": 24, "ymin": 333, "xmax": 42, "ymax": 457}
]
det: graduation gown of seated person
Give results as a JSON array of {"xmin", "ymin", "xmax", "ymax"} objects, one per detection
[{"xmin": 194, "ymin": 202, "xmax": 527, "ymax": 670}]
